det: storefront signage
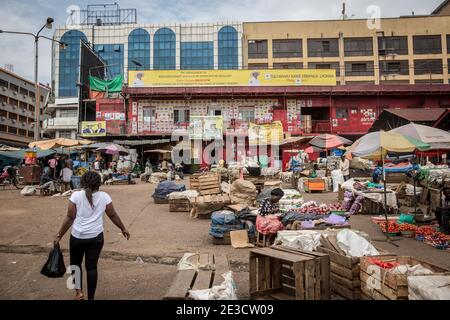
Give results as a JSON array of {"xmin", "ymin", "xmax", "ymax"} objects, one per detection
[{"xmin": 129, "ymin": 69, "xmax": 336, "ymax": 88}]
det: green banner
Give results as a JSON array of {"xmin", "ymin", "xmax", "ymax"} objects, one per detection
[{"xmin": 89, "ymin": 75, "xmax": 123, "ymax": 93}]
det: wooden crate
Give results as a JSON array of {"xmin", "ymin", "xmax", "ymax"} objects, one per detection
[
  {"xmin": 163, "ymin": 253, "xmax": 230, "ymax": 300},
  {"xmin": 317, "ymin": 247, "xmax": 361, "ymax": 300},
  {"xmin": 190, "ymin": 194, "xmax": 231, "ymax": 218},
  {"xmin": 304, "ymin": 179, "xmax": 326, "ymax": 193},
  {"xmin": 169, "ymin": 199, "xmax": 191, "ymax": 212},
  {"xmin": 190, "ymin": 173, "xmax": 220, "ymax": 194},
  {"xmin": 360, "ymin": 255, "xmax": 448, "ymax": 300},
  {"xmin": 249, "ymin": 246, "xmax": 330, "ymax": 300}
]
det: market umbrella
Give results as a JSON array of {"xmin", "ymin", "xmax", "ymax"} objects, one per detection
[
  {"xmin": 0, "ymin": 144, "xmax": 20, "ymax": 152},
  {"xmin": 390, "ymin": 123, "xmax": 450, "ymax": 150},
  {"xmin": 349, "ymin": 131, "xmax": 431, "ymax": 245},
  {"xmin": 95, "ymin": 143, "xmax": 129, "ymax": 155},
  {"xmin": 309, "ymin": 134, "xmax": 352, "ymax": 150},
  {"xmin": 304, "ymin": 146, "xmax": 323, "ymax": 154},
  {"xmin": 29, "ymin": 138, "xmax": 93, "ymax": 150}
]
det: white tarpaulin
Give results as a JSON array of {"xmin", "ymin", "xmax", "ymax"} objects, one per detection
[
  {"xmin": 408, "ymin": 275, "xmax": 450, "ymax": 300},
  {"xmin": 336, "ymin": 229, "xmax": 380, "ymax": 257},
  {"xmin": 274, "ymin": 230, "xmax": 322, "ymax": 251}
]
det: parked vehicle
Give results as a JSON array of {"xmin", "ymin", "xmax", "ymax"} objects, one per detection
[{"xmin": 0, "ymin": 166, "xmax": 26, "ymax": 189}]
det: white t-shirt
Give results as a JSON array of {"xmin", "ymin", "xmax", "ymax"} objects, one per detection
[
  {"xmin": 69, "ymin": 190, "xmax": 112, "ymax": 239},
  {"xmin": 60, "ymin": 168, "xmax": 73, "ymax": 183}
]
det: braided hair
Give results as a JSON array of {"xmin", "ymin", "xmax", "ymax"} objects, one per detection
[{"xmin": 80, "ymin": 171, "xmax": 102, "ymax": 208}]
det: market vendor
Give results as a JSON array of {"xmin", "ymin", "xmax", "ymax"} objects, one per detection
[
  {"xmin": 435, "ymin": 186, "xmax": 450, "ymax": 234},
  {"xmin": 259, "ymin": 188, "xmax": 285, "ymax": 216},
  {"xmin": 340, "ymin": 155, "xmax": 350, "ymax": 181},
  {"xmin": 309, "ymin": 164, "xmax": 319, "ymax": 178}
]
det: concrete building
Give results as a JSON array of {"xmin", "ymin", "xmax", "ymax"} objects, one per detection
[
  {"xmin": 0, "ymin": 68, "xmax": 49, "ymax": 147},
  {"xmin": 243, "ymin": 15, "xmax": 450, "ymax": 85},
  {"xmin": 432, "ymin": 0, "xmax": 450, "ymax": 16},
  {"xmin": 48, "ymin": 2, "xmax": 450, "ymax": 159}
]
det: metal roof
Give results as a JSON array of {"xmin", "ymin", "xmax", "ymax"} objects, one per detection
[
  {"xmin": 384, "ymin": 108, "xmax": 447, "ymax": 122},
  {"xmin": 432, "ymin": 0, "xmax": 450, "ymax": 14}
]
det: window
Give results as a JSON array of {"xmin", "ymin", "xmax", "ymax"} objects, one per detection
[
  {"xmin": 154, "ymin": 28, "xmax": 176, "ymax": 70},
  {"xmin": 0, "ymin": 125, "xmax": 6, "ymax": 133},
  {"xmin": 239, "ymin": 108, "xmax": 255, "ymax": 122},
  {"xmin": 128, "ymin": 28, "xmax": 151, "ymax": 71},
  {"xmin": 19, "ymin": 87, "xmax": 28, "ymax": 95},
  {"xmin": 0, "ymin": 94, "xmax": 7, "ymax": 104},
  {"xmin": 344, "ymin": 38, "xmax": 373, "ymax": 56},
  {"xmin": 8, "ymin": 112, "xmax": 17, "ymax": 120},
  {"xmin": 308, "ymin": 39, "xmax": 339, "ymax": 57},
  {"xmin": 10, "ymin": 83, "xmax": 18, "ymax": 92},
  {"xmin": 273, "ymin": 63, "xmax": 303, "ymax": 69},
  {"xmin": 9, "ymin": 98, "xmax": 18, "ymax": 106},
  {"xmin": 248, "ymin": 40, "xmax": 268, "ymax": 59},
  {"xmin": 336, "ymin": 108, "xmax": 348, "ymax": 119},
  {"xmin": 378, "ymin": 36, "xmax": 408, "ymax": 55},
  {"xmin": 380, "ymin": 60, "xmax": 409, "ymax": 76},
  {"xmin": 59, "ymin": 30, "xmax": 88, "ymax": 97},
  {"xmin": 94, "ymin": 44, "xmax": 124, "ymax": 77},
  {"xmin": 8, "ymin": 127, "xmax": 17, "ymax": 135},
  {"xmin": 28, "ymin": 130, "xmax": 34, "ymax": 138},
  {"xmin": 273, "ymin": 39, "xmax": 302, "ymax": 58},
  {"xmin": 19, "ymin": 115, "xmax": 27, "ymax": 123},
  {"xmin": 174, "ymin": 109, "xmax": 190, "ymax": 124},
  {"xmin": 0, "ymin": 110, "xmax": 6, "ymax": 117},
  {"xmin": 218, "ymin": 26, "xmax": 239, "ymax": 70},
  {"xmin": 414, "ymin": 59, "xmax": 443, "ymax": 75},
  {"xmin": 345, "ymin": 62, "xmax": 374, "ymax": 76},
  {"xmin": 18, "ymin": 129, "xmax": 27, "ymax": 137},
  {"xmin": 0, "ymin": 79, "xmax": 8, "ymax": 88},
  {"xmin": 29, "ymin": 91, "xmax": 35, "ymax": 99},
  {"xmin": 413, "ymin": 35, "xmax": 442, "ymax": 55},
  {"xmin": 59, "ymin": 109, "xmax": 78, "ymax": 118},
  {"xmin": 59, "ymin": 131, "xmax": 73, "ymax": 139},
  {"xmin": 248, "ymin": 63, "xmax": 268, "ymax": 70},
  {"xmin": 309, "ymin": 62, "xmax": 340, "ymax": 76},
  {"xmin": 447, "ymin": 35, "xmax": 450, "ymax": 54},
  {"xmin": 181, "ymin": 42, "xmax": 214, "ymax": 70}
]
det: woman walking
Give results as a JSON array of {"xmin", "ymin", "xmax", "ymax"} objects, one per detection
[{"xmin": 54, "ymin": 171, "xmax": 130, "ymax": 300}]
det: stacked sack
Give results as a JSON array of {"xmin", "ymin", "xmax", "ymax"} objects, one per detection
[{"xmin": 230, "ymin": 180, "xmax": 257, "ymax": 206}]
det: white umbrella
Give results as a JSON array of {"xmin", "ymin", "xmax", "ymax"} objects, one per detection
[{"xmin": 390, "ymin": 123, "xmax": 450, "ymax": 150}]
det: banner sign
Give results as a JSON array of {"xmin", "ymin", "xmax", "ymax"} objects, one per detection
[
  {"xmin": 80, "ymin": 121, "xmax": 107, "ymax": 137},
  {"xmin": 129, "ymin": 69, "xmax": 336, "ymax": 88},
  {"xmin": 189, "ymin": 116, "xmax": 224, "ymax": 140},
  {"xmin": 249, "ymin": 121, "xmax": 284, "ymax": 145}
]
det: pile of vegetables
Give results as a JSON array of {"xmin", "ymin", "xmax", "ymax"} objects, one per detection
[
  {"xmin": 292, "ymin": 201, "xmax": 344, "ymax": 215},
  {"xmin": 380, "ymin": 221, "xmax": 400, "ymax": 234},
  {"xmin": 416, "ymin": 226, "xmax": 449, "ymax": 249},
  {"xmin": 398, "ymin": 223, "xmax": 418, "ymax": 233}
]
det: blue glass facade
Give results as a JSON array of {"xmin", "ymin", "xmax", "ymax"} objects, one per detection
[
  {"xmin": 181, "ymin": 42, "xmax": 214, "ymax": 70},
  {"xmin": 58, "ymin": 30, "xmax": 88, "ymax": 97},
  {"xmin": 218, "ymin": 26, "xmax": 239, "ymax": 70},
  {"xmin": 94, "ymin": 44, "xmax": 124, "ymax": 78},
  {"xmin": 153, "ymin": 28, "xmax": 176, "ymax": 70},
  {"xmin": 128, "ymin": 28, "xmax": 150, "ymax": 70}
]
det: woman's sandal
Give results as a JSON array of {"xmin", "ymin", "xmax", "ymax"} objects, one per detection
[{"xmin": 74, "ymin": 293, "xmax": 85, "ymax": 300}]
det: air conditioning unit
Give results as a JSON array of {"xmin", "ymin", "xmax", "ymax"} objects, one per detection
[
  {"xmin": 1, "ymin": 116, "xmax": 6, "ymax": 121},
  {"xmin": 12, "ymin": 105, "xmax": 17, "ymax": 109},
  {"xmin": 1, "ymin": 101, "xmax": 5, "ymax": 106},
  {"xmin": 13, "ymin": 92, "xmax": 17, "ymax": 96},
  {"xmin": 1, "ymin": 86, "xmax": 6, "ymax": 91},
  {"xmin": 11, "ymin": 119, "xmax": 16, "ymax": 124},
  {"xmin": 21, "ymin": 122, "xmax": 26, "ymax": 127}
]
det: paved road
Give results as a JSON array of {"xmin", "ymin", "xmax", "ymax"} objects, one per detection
[{"xmin": 0, "ymin": 180, "xmax": 448, "ymax": 299}]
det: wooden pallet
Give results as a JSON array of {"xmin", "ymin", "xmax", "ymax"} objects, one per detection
[
  {"xmin": 190, "ymin": 194, "xmax": 231, "ymax": 218},
  {"xmin": 360, "ymin": 255, "xmax": 448, "ymax": 300},
  {"xmin": 163, "ymin": 253, "xmax": 230, "ymax": 300},
  {"xmin": 249, "ymin": 246, "xmax": 330, "ymax": 300}
]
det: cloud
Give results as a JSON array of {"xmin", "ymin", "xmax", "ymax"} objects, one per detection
[{"xmin": 0, "ymin": 0, "xmax": 443, "ymax": 84}]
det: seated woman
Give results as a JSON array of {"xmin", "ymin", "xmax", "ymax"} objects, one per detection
[
  {"xmin": 39, "ymin": 167, "xmax": 57, "ymax": 194},
  {"xmin": 256, "ymin": 189, "xmax": 285, "ymax": 243},
  {"xmin": 259, "ymin": 188, "xmax": 285, "ymax": 216}
]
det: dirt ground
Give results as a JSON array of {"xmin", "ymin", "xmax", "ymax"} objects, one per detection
[{"xmin": 0, "ymin": 179, "xmax": 448, "ymax": 300}]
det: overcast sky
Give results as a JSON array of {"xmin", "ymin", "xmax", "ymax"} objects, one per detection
[{"xmin": 0, "ymin": 0, "xmax": 443, "ymax": 84}]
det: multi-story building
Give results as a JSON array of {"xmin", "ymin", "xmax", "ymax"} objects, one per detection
[
  {"xmin": 0, "ymin": 68, "xmax": 49, "ymax": 147},
  {"xmin": 50, "ymin": 2, "xmax": 450, "ymax": 161}
]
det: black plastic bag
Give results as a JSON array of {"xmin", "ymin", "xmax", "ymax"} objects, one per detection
[{"xmin": 40, "ymin": 244, "xmax": 66, "ymax": 278}]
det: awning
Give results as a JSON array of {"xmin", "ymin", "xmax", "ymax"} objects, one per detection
[
  {"xmin": 281, "ymin": 136, "xmax": 314, "ymax": 146},
  {"xmin": 144, "ymin": 149, "xmax": 172, "ymax": 154},
  {"xmin": 0, "ymin": 148, "xmax": 73, "ymax": 159},
  {"xmin": 113, "ymin": 139, "xmax": 171, "ymax": 146}
]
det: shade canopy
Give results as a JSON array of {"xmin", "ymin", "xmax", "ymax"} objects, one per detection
[
  {"xmin": 304, "ymin": 146, "xmax": 323, "ymax": 154},
  {"xmin": 390, "ymin": 123, "xmax": 450, "ymax": 150},
  {"xmin": 95, "ymin": 143, "xmax": 129, "ymax": 155},
  {"xmin": 144, "ymin": 149, "xmax": 173, "ymax": 154},
  {"xmin": 309, "ymin": 134, "xmax": 352, "ymax": 150},
  {"xmin": 350, "ymin": 131, "xmax": 430, "ymax": 159},
  {"xmin": 0, "ymin": 148, "xmax": 74, "ymax": 159},
  {"xmin": 29, "ymin": 138, "xmax": 93, "ymax": 150}
]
